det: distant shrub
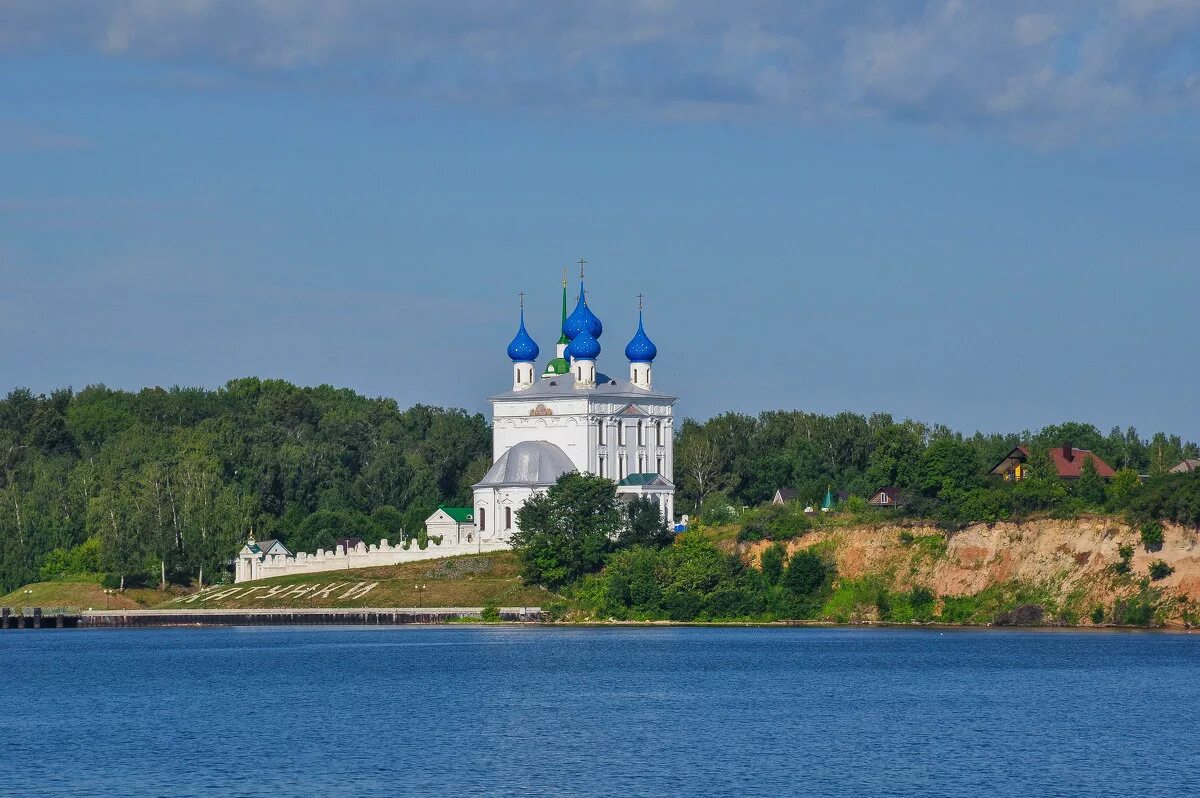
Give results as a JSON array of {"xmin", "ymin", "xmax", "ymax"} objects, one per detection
[
  {"xmin": 898, "ymin": 530, "xmax": 915, "ymax": 545},
  {"xmin": 739, "ymin": 503, "xmax": 811, "ymax": 542},
  {"xmin": 543, "ymin": 600, "xmax": 569, "ymax": 622},
  {"xmin": 782, "ymin": 550, "xmax": 831, "ymax": 605},
  {"xmin": 1112, "ymin": 544, "xmax": 1134, "ymax": 576},
  {"xmin": 699, "ymin": 492, "xmax": 737, "ymax": 526},
  {"xmin": 1090, "ymin": 605, "xmax": 1105, "ymax": 625},
  {"xmin": 759, "ymin": 543, "xmax": 786, "ymax": 586},
  {"xmin": 993, "ymin": 604, "xmax": 1045, "ymax": 627},
  {"xmin": 1140, "ymin": 522, "xmax": 1164, "ymax": 550},
  {"xmin": 481, "ymin": 602, "xmax": 501, "ymax": 622},
  {"xmin": 38, "ymin": 537, "xmax": 102, "ymax": 581},
  {"xmin": 910, "ymin": 586, "xmax": 936, "ymax": 620},
  {"xmin": 1115, "ymin": 593, "xmax": 1156, "ymax": 626},
  {"xmin": 1149, "ymin": 559, "xmax": 1174, "ymax": 581}
]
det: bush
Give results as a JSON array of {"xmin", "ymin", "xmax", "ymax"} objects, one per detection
[
  {"xmin": 38, "ymin": 537, "xmax": 103, "ymax": 580},
  {"xmin": 699, "ymin": 492, "xmax": 737, "ymax": 526},
  {"xmin": 481, "ymin": 602, "xmax": 501, "ymax": 622},
  {"xmin": 782, "ymin": 550, "xmax": 827, "ymax": 596},
  {"xmin": 1149, "ymin": 559, "xmax": 1174, "ymax": 581},
  {"xmin": 1126, "ymin": 472, "xmax": 1200, "ymax": 527},
  {"xmin": 759, "ymin": 543, "xmax": 786, "ymax": 586},
  {"xmin": 993, "ymin": 604, "xmax": 1045, "ymax": 627},
  {"xmin": 1113, "ymin": 544, "xmax": 1134, "ymax": 576},
  {"xmin": 910, "ymin": 586, "xmax": 936, "ymax": 621},
  {"xmin": 1114, "ymin": 588, "xmax": 1157, "ymax": 626},
  {"xmin": 1140, "ymin": 522, "xmax": 1164, "ymax": 550},
  {"xmin": 738, "ymin": 503, "xmax": 811, "ymax": 542}
]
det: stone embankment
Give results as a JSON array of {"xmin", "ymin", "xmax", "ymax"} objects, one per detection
[{"xmin": 1, "ymin": 606, "xmax": 543, "ymax": 629}]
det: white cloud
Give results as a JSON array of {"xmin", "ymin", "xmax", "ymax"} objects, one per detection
[{"xmin": 1, "ymin": 0, "xmax": 1198, "ymax": 144}]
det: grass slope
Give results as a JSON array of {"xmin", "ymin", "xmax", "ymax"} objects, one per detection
[
  {"xmin": 1, "ymin": 581, "xmax": 176, "ymax": 611},
  {"xmin": 158, "ymin": 552, "xmax": 558, "ymax": 610}
]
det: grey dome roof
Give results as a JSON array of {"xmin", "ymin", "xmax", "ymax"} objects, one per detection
[{"xmin": 473, "ymin": 441, "xmax": 575, "ymax": 488}]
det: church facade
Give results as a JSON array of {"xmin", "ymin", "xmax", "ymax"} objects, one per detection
[{"xmin": 466, "ymin": 269, "xmax": 677, "ymax": 544}]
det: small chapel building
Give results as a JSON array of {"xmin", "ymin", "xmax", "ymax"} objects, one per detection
[{"xmin": 433, "ymin": 266, "xmax": 677, "ymax": 544}]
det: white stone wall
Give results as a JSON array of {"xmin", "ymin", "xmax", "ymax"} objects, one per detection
[{"xmin": 236, "ymin": 538, "xmax": 511, "ymax": 583}]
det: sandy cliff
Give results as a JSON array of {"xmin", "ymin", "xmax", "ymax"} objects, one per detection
[{"xmin": 745, "ymin": 518, "xmax": 1200, "ymax": 625}]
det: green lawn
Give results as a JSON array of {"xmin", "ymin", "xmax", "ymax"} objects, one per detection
[
  {"xmin": 158, "ymin": 552, "xmax": 559, "ymax": 610},
  {"xmin": 1, "ymin": 581, "xmax": 176, "ymax": 611}
]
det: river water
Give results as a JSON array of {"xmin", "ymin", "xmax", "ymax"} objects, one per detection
[{"xmin": 1, "ymin": 626, "xmax": 1198, "ymax": 797}]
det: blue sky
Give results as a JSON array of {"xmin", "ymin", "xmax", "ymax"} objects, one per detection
[{"xmin": 1, "ymin": 1, "xmax": 1199, "ymax": 438}]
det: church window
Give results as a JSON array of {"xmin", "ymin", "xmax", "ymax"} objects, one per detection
[
  {"xmin": 657, "ymin": 456, "xmax": 664, "ymax": 474},
  {"xmin": 599, "ymin": 456, "xmax": 606, "ymax": 478},
  {"xmin": 637, "ymin": 421, "xmax": 644, "ymax": 446},
  {"xmin": 598, "ymin": 420, "xmax": 605, "ymax": 445},
  {"xmin": 505, "ymin": 507, "xmax": 512, "ymax": 530},
  {"xmin": 618, "ymin": 424, "xmax": 625, "ymax": 446},
  {"xmin": 479, "ymin": 508, "xmax": 486, "ymax": 531}
]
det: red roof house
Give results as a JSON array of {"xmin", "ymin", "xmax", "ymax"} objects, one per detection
[{"xmin": 989, "ymin": 444, "xmax": 1114, "ymax": 481}]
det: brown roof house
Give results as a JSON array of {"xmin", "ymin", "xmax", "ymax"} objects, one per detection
[
  {"xmin": 772, "ymin": 488, "xmax": 800, "ymax": 505},
  {"xmin": 1170, "ymin": 459, "xmax": 1200, "ymax": 474},
  {"xmin": 989, "ymin": 444, "xmax": 1115, "ymax": 482},
  {"xmin": 868, "ymin": 487, "xmax": 906, "ymax": 508}
]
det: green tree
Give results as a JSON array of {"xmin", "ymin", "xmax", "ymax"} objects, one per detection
[
  {"xmin": 760, "ymin": 543, "xmax": 786, "ymax": 586},
  {"xmin": 1073, "ymin": 456, "xmax": 1107, "ymax": 507},
  {"xmin": 1106, "ymin": 468, "xmax": 1141, "ymax": 508},
  {"xmin": 782, "ymin": 549, "xmax": 827, "ymax": 596},
  {"xmin": 618, "ymin": 497, "xmax": 674, "ymax": 549},
  {"xmin": 511, "ymin": 473, "xmax": 622, "ymax": 588},
  {"xmin": 919, "ymin": 438, "xmax": 981, "ymax": 496}
]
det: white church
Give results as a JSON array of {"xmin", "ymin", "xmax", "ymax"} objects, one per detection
[
  {"xmin": 234, "ymin": 266, "xmax": 675, "ymax": 582},
  {"xmin": 468, "ymin": 268, "xmax": 677, "ymax": 544}
]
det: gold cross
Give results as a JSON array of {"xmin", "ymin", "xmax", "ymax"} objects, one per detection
[
  {"xmin": 518, "ymin": 291, "xmax": 525, "ymax": 309},
  {"xmin": 637, "ymin": 292, "xmax": 645, "ymax": 311},
  {"xmin": 578, "ymin": 258, "xmax": 587, "ymax": 279}
]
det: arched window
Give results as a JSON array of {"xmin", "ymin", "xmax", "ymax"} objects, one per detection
[
  {"xmin": 505, "ymin": 506, "xmax": 512, "ymax": 530},
  {"xmin": 479, "ymin": 507, "xmax": 486, "ymax": 531}
]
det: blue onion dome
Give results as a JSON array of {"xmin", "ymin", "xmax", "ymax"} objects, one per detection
[
  {"xmin": 624, "ymin": 311, "xmax": 657, "ymax": 362},
  {"xmin": 562, "ymin": 283, "xmax": 603, "ymax": 341},
  {"xmin": 506, "ymin": 310, "xmax": 540, "ymax": 362},
  {"xmin": 566, "ymin": 324, "xmax": 601, "ymax": 360}
]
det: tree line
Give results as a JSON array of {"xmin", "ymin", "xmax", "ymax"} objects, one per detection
[
  {"xmin": 4, "ymin": 380, "xmax": 1199, "ymax": 595},
  {"xmin": 0, "ymin": 380, "xmax": 490, "ymax": 592},
  {"xmin": 673, "ymin": 411, "xmax": 1200, "ymax": 518}
]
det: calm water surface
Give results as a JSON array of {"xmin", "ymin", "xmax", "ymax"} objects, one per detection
[{"xmin": 2, "ymin": 626, "xmax": 1198, "ymax": 797}]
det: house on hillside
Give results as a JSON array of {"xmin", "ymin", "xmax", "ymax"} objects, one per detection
[
  {"xmin": 772, "ymin": 488, "xmax": 800, "ymax": 505},
  {"xmin": 989, "ymin": 444, "xmax": 1115, "ymax": 481},
  {"xmin": 424, "ymin": 505, "xmax": 476, "ymax": 544},
  {"xmin": 1170, "ymin": 459, "xmax": 1200, "ymax": 474},
  {"xmin": 868, "ymin": 487, "xmax": 906, "ymax": 508}
]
